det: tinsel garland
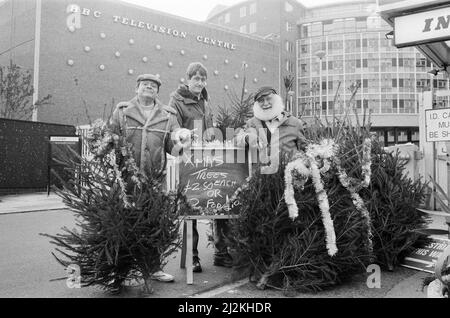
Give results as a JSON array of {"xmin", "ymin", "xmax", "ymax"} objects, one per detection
[
  {"xmin": 333, "ymin": 138, "xmax": 373, "ymax": 252},
  {"xmin": 283, "ymin": 138, "xmax": 373, "ymax": 257},
  {"xmin": 309, "ymin": 157, "xmax": 338, "ymax": 256},
  {"xmin": 284, "ymin": 139, "xmax": 338, "ymax": 256},
  {"xmin": 108, "ymin": 152, "xmax": 132, "ymax": 208},
  {"xmin": 86, "ymin": 120, "xmax": 147, "ymax": 208}
]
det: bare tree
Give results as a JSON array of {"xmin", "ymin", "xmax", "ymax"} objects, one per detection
[{"xmin": 0, "ymin": 60, "xmax": 51, "ymax": 120}]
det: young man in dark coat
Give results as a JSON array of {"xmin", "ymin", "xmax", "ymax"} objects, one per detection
[{"xmin": 169, "ymin": 62, "xmax": 233, "ymax": 272}]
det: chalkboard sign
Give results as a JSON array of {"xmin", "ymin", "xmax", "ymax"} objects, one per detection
[{"xmin": 179, "ymin": 147, "xmax": 250, "ymax": 215}]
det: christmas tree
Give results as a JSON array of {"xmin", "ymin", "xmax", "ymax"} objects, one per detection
[
  {"xmin": 227, "ymin": 114, "xmax": 429, "ymax": 293},
  {"xmin": 41, "ymin": 119, "xmax": 188, "ymax": 294}
]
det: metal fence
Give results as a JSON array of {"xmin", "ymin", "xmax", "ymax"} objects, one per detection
[{"xmin": 0, "ymin": 118, "xmax": 76, "ymax": 192}]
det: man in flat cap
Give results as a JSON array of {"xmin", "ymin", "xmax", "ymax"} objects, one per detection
[
  {"xmin": 239, "ymin": 86, "xmax": 307, "ymax": 173},
  {"xmin": 109, "ymin": 74, "xmax": 190, "ymax": 283}
]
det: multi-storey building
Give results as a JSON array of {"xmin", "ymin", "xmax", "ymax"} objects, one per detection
[
  {"xmin": 207, "ymin": 0, "xmax": 449, "ymax": 146},
  {"xmin": 297, "ymin": 0, "xmax": 450, "ymax": 146},
  {"xmin": 206, "ymin": 0, "xmax": 307, "ymax": 114}
]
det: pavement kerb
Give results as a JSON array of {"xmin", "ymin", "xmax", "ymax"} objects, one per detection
[
  {"xmin": 189, "ymin": 278, "xmax": 250, "ymax": 298},
  {"xmin": 0, "ymin": 207, "xmax": 70, "ymax": 216}
]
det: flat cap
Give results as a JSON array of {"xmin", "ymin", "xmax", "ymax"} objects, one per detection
[
  {"xmin": 136, "ymin": 74, "xmax": 162, "ymax": 87},
  {"xmin": 254, "ymin": 86, "xmax": 277, "ymax": 102}
]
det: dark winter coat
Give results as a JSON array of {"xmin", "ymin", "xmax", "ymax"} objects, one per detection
[
  {"xmin": 244, "ymin": 112, "xmax": 307, "ymax": 156},
  {"xmin": 168, "ymin": 85, "xmax": 214, "ymax": 137}
]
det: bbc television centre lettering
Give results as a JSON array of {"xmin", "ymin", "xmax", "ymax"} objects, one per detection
[{"xmin": 67, "ymin": 4, "xmax": 237, "ymax": 51}]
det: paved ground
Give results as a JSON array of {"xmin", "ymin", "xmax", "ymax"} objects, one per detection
[
  {"xmin": 0, "ymin": 192, "xmax": 447, "ymax": 298},
  {"xmin": 0, "ymin": 192, "xmax": 66, "ymax": 214},
  {"xmin": 0, "ymin": 208, "xmax": 238, "ymax": 298},
  {"xmin": 201, "ymin": 268, "xmax": 429, "ymax": 298}
]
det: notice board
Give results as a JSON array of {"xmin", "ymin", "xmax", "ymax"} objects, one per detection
[
  {"xmin": 401, "ymin": 237, "xmax": 450, "ymax": 273},
  {"xmin": 178, "ymin": 147, "xmax": 250, "ymax": 215}
]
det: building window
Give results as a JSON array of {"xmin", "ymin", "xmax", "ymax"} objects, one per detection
[
  {"xmin": 249, "ymin": 2, "xmax": 256, "ymax": 15},
  {"xmin": 411, "ymin": 129, "xmax": 419, "ymax": 142},
  {"xmin": 397, "ymin": 129, "xmax": 408, "ymax": 142},
  {"xmin": 285, "ymin": 40, "xmax": 294, "ymax": 52},
  {"xmin": 285, "ymin": 1, "xmax": 293, "ymax": 12},
  {"xmin": 286, "ymin": 21, "xmax": 295, "ymax": 32},
  {"xmin": 302, "ymin": 24, "xmax": 310, "ymax": 37},
  {"xmin": 301, "ymin": 45, "xmax": 308, "ymax": 54},
  {"xmin": 224, "ymin": 13, "xmax": 230, "ymax": 23},
  {"xmin": 286, "ymin": 59, "xmax": 294, "ymax": 73},
  {"xmin": 239, "ymin": 25, "xmax": 247, "ymax": 33},
  {"xmin": 416, "ymin": 58, "xmax": 426, "ymax": 67},
  {"xmin": 388, "ymin": 130, "xmax": 395, "ymax": 143},
  {"xmin": 249, "ymin": 22, "xmax": 257, "ymax": 34},
  {"xmin": 240, "ymin": 6, "xmax": 246, "ymax": 18},
  {"xmin": 300, "ymin": 63, "xmax": 307, "ymax": 73}
]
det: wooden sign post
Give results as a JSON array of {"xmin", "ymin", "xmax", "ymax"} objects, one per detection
[{"xmin": 178, "ymin": 146, "xmax": 251, "ymax": 284}]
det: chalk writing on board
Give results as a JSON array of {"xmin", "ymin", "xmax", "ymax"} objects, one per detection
[{"xmin": 179, "ymin": 148, "xmax": 249, "ymax": 215}]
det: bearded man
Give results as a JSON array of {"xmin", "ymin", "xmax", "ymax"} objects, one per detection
[{"xmin": 240, "ymin": 86, "xmax": 307, "ymax": 173}]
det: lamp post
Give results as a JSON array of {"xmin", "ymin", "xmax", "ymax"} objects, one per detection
[{"xmin": 315, "ymin": 50, "xmax": 326, "ymax": 117}]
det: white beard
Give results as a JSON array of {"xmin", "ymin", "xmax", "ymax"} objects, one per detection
[{"xmin": 253, "ymin": 94, "xmax": 285, "ymax": 122}]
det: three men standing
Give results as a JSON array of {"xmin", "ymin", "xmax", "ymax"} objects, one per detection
[{"xmin": 110, "ymin": 66, "xmax": 306, "ymax": 282}]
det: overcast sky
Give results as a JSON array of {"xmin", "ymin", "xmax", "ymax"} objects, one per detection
[{"xmin": 120, "ymin": 0, "xmax": 359, "ymax": 21}]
